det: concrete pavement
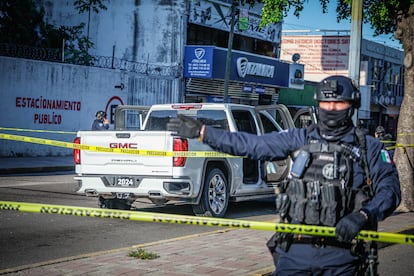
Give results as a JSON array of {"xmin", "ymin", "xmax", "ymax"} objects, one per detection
[{"xmin": 0, "ymin": 156, "xmax": 413, "ymax": 275}]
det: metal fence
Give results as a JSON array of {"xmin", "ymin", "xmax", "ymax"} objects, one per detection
[{"xmin": 0, "ymin": 43, "xmax": 181, "ymax": 78}]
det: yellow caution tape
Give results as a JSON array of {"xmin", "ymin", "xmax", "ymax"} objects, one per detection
[
  {"xmin": 0, "ymin": 201, "xmax": 413, "ymax": 245},
  {"xmin": 0, "ymin": 133, "xmax": 240, "ymax": 158},
  {"xmin": 397, "ymin": 133, "xmax": 414, "ymax": 137},
  {"xmin": 2, "ymin": 130, "xmax": 414, "ymax": 156},
  {"xmin": 0, "ymin": 127, "xmax": 76, "ymax": 134}
]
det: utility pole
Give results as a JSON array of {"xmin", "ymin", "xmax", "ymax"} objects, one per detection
[
  {"xmin": 348, "ymin": 0, "xmax": 363, "ymax": 124},
  {"xmin": 223, "ymin": 3, "xmax": 237, "ymax": 102}
]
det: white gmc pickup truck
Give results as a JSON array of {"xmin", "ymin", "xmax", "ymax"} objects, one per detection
[{"xmin": 74, "ymin": 103, "xmax": 300, "ymax": 217}]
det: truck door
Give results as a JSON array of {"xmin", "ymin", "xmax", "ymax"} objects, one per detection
[
  {"xmin": 292, "ymin": 106, "xmax": 317, "ymax": 128},
  {"xmin": 255, "ymin": 105, "xmax": 295, "ymax": 184},
  {"xmin": 231, "ymin": 109, "xmax": 259, "ymax": 184}
]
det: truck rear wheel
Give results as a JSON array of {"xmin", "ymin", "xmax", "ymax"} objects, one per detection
[{"xmin": 192, "ymin": 168, "xmax": 228, "ymax": 218}]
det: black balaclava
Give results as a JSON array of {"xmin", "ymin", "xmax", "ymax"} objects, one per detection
[{"xmin": 318, "ymin": 106, "xmax": 354, "ymax": 141}]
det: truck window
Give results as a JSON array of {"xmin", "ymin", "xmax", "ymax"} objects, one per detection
[
  {"xmin": 146, "ymin": 110, "xmax": 229, "ymax": 131},
  {"xmin": 232, "ymin": 110, "xmax": 257, "ymax": 134},
  {"xmin": 259, "ymin": 112, "xmax": 282, "ymax": 133},
  {"xmin": 146, "ymin": 110, "xmax": 177, "ymax": 130},
  {"xmin": 117, "ymin": 109, "xmax": 147, "ymax": 130},
  {"xmin": 197, "ymin": 110, "xmax": 228, "ymax": 130}
]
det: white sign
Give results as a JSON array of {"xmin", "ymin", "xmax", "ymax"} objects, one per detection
[{"xmin": 281, "ymin": 35, "xmax": 349, "ymax": 81}]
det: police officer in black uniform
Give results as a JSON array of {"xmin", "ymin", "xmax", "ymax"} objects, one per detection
[
  {"xmin": 167, "ymin": 75, "xmax": 401, "ymax": 275},
  {"xmin": 91, "ymin": 110, "xmax": 109, "ymax": 130}
]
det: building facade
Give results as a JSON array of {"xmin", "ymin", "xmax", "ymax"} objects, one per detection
[
  {"xmin": 41, "ymin": 0, "xmax": 304, "ymax": 106},
  {"xmin": 280, "ymin": 35, "xmax": 404, "ymax": 136}
]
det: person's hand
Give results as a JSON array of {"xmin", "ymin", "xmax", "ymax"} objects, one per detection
[
  {"xmin": 167, "ymin": 114, "xmax": 203, "ymax": 139},
  {"xmin": 103, "ymin": 118, "xmax": 109, "ymax": 124},
  {"xmin": 335, "ymin": 211, "xmax": 367, "ymax": 243}
]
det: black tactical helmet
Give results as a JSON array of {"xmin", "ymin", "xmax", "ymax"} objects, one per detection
[
  {"xmin": 96, "ymin": 110, "xmax": 106, "ymax": 120},
  {"xmin": 375, "ymin": 126, "xmax": 385, "ymax": 135},
  {"xmin": 315, "ymin": 75, "xmax": 361, "ymax": 108}
]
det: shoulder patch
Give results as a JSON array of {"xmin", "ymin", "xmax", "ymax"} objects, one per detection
[{"xmin": 380, "ymin": 149, "xmax": 393, "ymax": 164}]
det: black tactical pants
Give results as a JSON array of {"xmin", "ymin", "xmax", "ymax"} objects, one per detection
[{"xmin": 274, "ymin": 243, "xmax": 360, "ymax": 275}]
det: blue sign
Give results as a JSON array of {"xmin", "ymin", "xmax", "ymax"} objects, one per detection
[
  {"xmin": 255, "ymin": 86, "xmax": 265, "ymax": 94},
  {"xmin": 184, "ymin": 46, "xmax": 291, "ymax": 88},
  {"xmin": 184, "ymin": 46, "xmax": 214, "ymax": 78},
  {"xmin": 207, "ymin": 95, "xmax": 231, "ymax": 103},
  {"xmin": 242, "ymin": 84, "xmax": 253, "ymax": 93}
]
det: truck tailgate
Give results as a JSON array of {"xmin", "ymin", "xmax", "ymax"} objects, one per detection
[{"xmin": 77, "ymin": 131, "xmax": 173, "ymax": 175}]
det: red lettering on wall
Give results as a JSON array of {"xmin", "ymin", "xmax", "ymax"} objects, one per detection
[{"xmin": 33, "ymin": 113, "xmax": 62, "ymax": 125}]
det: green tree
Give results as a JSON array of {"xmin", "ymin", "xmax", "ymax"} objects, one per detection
[
  {"xmin": 69, "ymin": 0, "xmax": 107, "ymax": 64},
  {"xmin": 0, "ymin": 0, "xmax": 106, "ymax": 65},
  {"xmin": 0, "ymin": 0, "xmax": 46, "ymax": 45},
  {"xmin": 60, "ymin": 23, "xmax": 96, "ymax": 66},
  {"xmin": 73, "ymin": 0, "xmax": 107, "ymax": 45},
  {"xmin": 260, "ymin": 0, "xmax": 414, "ymax": 211}
]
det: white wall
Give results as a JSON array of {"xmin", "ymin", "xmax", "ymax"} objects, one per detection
[
  {"xmin": 0, "ymin": 56, "xmax": 128, "ymax": 157},
  {"xmin": 41, "ymin": 0, "xmax": 186, "ymax": 65}
]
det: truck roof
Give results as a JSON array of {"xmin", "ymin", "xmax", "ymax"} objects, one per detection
[{"xmin": 149, "ymin": 103, "xmax": 255, "ymax": 110}]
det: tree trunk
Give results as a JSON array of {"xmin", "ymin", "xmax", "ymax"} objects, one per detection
[{"xmin": 394, "ymin": 4, "xmax": 414, "ymax": 212}]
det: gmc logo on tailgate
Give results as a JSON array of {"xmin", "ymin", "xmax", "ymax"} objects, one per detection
[{"xmin": 109, "ymin": 143, "xmax": 138, "ymax": 149}]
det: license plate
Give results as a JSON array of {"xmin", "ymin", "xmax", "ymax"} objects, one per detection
[{"xmin": 116, "ymin": 177, "xmax": 134, "ymax": 187}]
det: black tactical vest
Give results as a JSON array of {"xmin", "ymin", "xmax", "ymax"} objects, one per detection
[{"xmin": 276, "ymin": 138, "xmax": 370, "ymax": 227}]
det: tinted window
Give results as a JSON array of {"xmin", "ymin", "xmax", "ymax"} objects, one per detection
[
  {"xmin": 259, "ymin": 113, "xmax": 280, "ymax": 133},
  {"xmin": 197, "ymin": 110, "xmax": 229, "ymax": 130},
  {"xmin": 146, "ymin": 110, "xmax": 177, "ymax": 130},
  {"xmin": 232, "ymin": 110, "xmax": 257, "ymax": 134},
  {"xmin": 146, "ymin": 110, "xmax": 228, "ymax": 131}
]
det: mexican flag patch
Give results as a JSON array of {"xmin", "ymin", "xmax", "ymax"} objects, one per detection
[{"xmin": 381, "ymin": 149, "xmax": 393, "ymax": 164}]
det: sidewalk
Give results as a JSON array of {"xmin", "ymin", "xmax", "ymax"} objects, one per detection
[
  {"xmin": 0, "ymin": 156, "xmax": 413, "ymax": 275},
  {"xmin": 0, "ymin": 156, "xmax": 74, "ymax": 174}
]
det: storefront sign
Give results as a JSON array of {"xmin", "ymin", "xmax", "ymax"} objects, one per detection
[
  {"xmin": 281, "ymin": 35, "xmax": 349, "ymax": 82},
  {"xmin": 288, "ymin": 63, "xmax": 305, "ymax": 90},
  {"xmin": 184, "ymin": 46, "xmax": 290, "ymax": 88},
  {"xmin": 255, "ymin": 86, "xmax": 265, "ymax": 94},
  {"xmin": 207, "ymin": 95, "xmax": 231, "ymax": 103},
  {"xmin": 242, "ymin": 84, "xmax": 253, "ymax": 93},
  {"xmin": 237, "ymin": 57, "xmax": 275, "ymax": 78},
  {"xmin": 184, "ymin": 46, "xmax": 214, "ymax": 78}
]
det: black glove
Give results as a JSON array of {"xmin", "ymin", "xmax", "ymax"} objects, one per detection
[
  {"xmin": 335, "ymin": 211, "xmax": 367, "ymax": 243},
  {"xmin": 167, "ymin": 114, "xmax": 203, "ymax": 139}
]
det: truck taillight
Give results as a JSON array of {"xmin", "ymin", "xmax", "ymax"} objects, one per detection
[
  {"xmin": 171, "ymin": 104, "xmax": 202, "ymax": 110},
  {"xmin": 73, "ymin": 137, "xmax": 81, "ymax": 164},
  {"xmin": 173, "ymin": 138, "xmax": 188, "ymax": 167}
]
